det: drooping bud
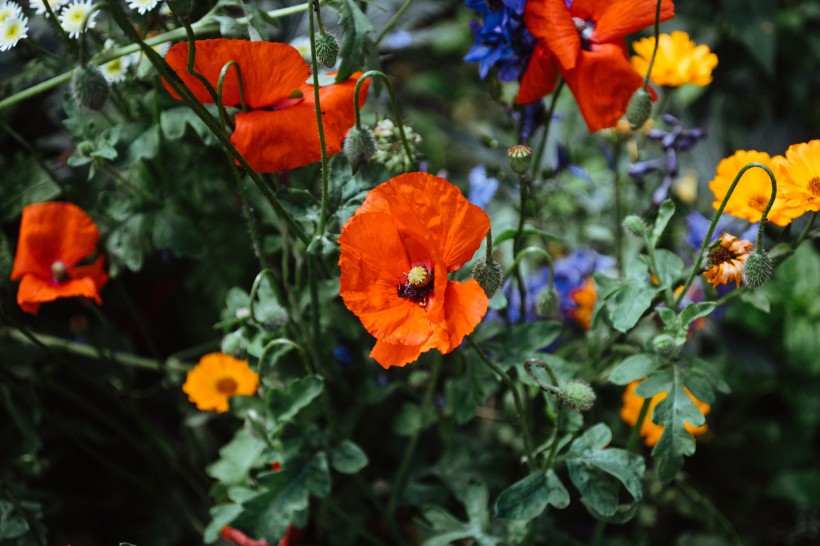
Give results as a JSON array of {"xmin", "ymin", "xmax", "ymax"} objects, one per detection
[
  {"xmin": 507, "ymin": 145, "xmax": 532, "ymax": 176},
  {"xmin": 535, "ymin": 287, "xmax": 558, "ymax": 318},
  {"xmin": 472, "ymin": 256, "xmax": 503, "ymax": 298},
  {"xmin": 623, "ymin": 215, "xmax": 647, "ymax": 238},
  {"xmin": 343, "ymin": 126, "xmax": 376, "ymax": 171},
  {"xmin": 651, "ymin": 333, "xmax": 676, "ymax": 355},
  {"xmin": 557, "ymin": 380, "xmax": 596, "ymax": 412},
  {"xmin": 315, "ymin": 28, "xmax": 340, "ymax": 68},
  {"xmin": 742, "ymin": 249, "xmax": 773, "ymax": 289},
  {"xmin": 71, "ymin": 65, "xmax": 109, "ymax": 111},
  {"xmin": 626, "ymin": 88, "xmax": 652, "ymax": 130}
]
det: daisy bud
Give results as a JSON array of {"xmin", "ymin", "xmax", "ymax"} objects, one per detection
[
  {"xmin": 472, "ymin": 256, "xmax": 503, "ymax": 298},
  {"xmin": 507, "ymin": 145, "xmax": 532, "ymax": 175},
  {"xmin": 742, "ymin": 249, "xmax": 773, "ymax": 289},
  {"xmin": 71, "ymin": 65, "xmax": 109, "ymax": 111},
  {"xmin": 626, "ymin": 88, "xmax": 652, "ymax": 130},
  {"xmin": 557, "ymin": 380, "xmax": 596, "ymax": 412},
  {"xmin": 535, "ymin": 287, "xmax": 558, "ymax": 318},
  {"xmin": 623, "ymin": 215, "xmax": 647, "ymax": 238},
  {"xmin": 651, "ymin": 333, "xmax": 676, "ymax": 355},
  {"xmin": 343, "ymin": 126, "xmax": 376, "ymax": 171},
  {"xmin": 315, "ymin": 28, "xmax": 340, "ymax": 68}
]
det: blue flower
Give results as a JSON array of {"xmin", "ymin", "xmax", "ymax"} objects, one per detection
[
  {"xmin": 467, "ymin": 165, "xmax": 500, "ymax": 209},
  {"xmin": 464, "ymin": 0, "xmax": 536, "ymax": 82},
  {"xmin": 685, "ymin": 211, "xmax": 757, "ymax": 253}
]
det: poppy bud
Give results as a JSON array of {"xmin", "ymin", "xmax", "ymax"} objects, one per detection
[
  {"xmin": 623, "ymin": 215, "xmax": 647, "ymax": 238},
  {"xmin": 343, "ymin": 126, "xmax": 376, "ymax": 171},
  {"xmin": 472, "ymin": 256, "xmax": 503, "ymax": 298},
  {"xmin": 221, "ymin": 330, "xmax": 245, "ymax": 358},
  {"xmin": 507, "ymin": 145, "xmax": 532, "ymax": 175},
  {"xmin": 651, "ymin": 333, "xmax": 676, "ymax": 355},
  {"xmin": 557, "ymin": 380, "xmax": 596, "ymax": 412},
  {"xmin": 535, "ymin": 287, "xmax": 558, "ymax": 317},
  {"xmin": 315, "ymin": 28, "xmax": 339, "ymax": 68},
  {"xmin": 71, "ymin": 65, "xmax": 109, "ymax": 111},
  {"xmin": 742, "ymin": 249, "xmax": 773, "ymax": 289},
  {"xmin": 626, "ymin": 88, "xmax": 652, "ymax": 130}
]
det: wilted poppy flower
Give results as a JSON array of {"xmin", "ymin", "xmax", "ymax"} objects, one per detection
[
  {"xmin": 631, "ymin": 31, "xmax": 718, "ymax": 87},
  {"xmin": 164, "ymin": 39, "xmax": 368, "ymax": 173},
  {"xmin": 620, "ymin": 380, "xmax": 710, "ymax": 447},
  {"xmin": 182, "ymin": 352, "xmax": 259, "ymax": 413},
  {"xmin": 774, "ymin": 139, "xmax": 820, "ymax": 214},
  {"xmin": 519, "ymin": 0, "xmax": 674, "ymax": 131},
  {"xmin": 703, "ymin": 233, "xmax": 753, "ymax": 288},
  {"xmin": 709, "ymin": 150, "xmax": 803, "ymax": 227},
  {"xmin": 338, "ymin": 173, "xmax": 490, "ymax": 368},
  {"xmin": 10, "ymin": 202, "xmax": 108, "ymax": 314}
]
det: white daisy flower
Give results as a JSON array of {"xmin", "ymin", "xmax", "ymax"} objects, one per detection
[
  {"xmin": 127, "ymin": 0, "xmax": 159, "ymax": 15},
  {"xmin": 289, "ymin": 36, "xmax": 312, "ymax": 62},
  {"xmin": 59, "ymin": 0, "xmax": 96, "ymax": 39},
  {"xmin": 0, "ymin": 12, "xmax": 28, "ymax": 51},
  {"xmin": 0, "ymin": 1, "xmax": 23, "ymax": 23},
  {"xmin": 99, "ymin": 55, "xmax": 130, "ymax": 83},
  {"xmin": 28, "ymin": 0, "xmax": 68, "ymax": 16}
]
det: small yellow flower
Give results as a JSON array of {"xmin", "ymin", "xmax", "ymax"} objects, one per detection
[
  {"xmin": 182, "ymin": 352, "xmax": 259, "ymax": 413},
  {"xmin": 620, "ymin": 380, "xmax": 710, "ymax": 447},
  {"xmin": 631, "ymin": 31, "xmax": 718, "ymax": 87},
  {"xmin": 774, "ymin": 139, "xmax": 820, "ymax": 214},
  {"xmin": 709, "ymin": 150, "xmax": 804, "ymax": 227},
  {"xmin": 703, "ymin": 233, "xmax": 752, "ymax": 288}
]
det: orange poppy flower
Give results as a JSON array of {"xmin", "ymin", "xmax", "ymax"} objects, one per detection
[
  {"xmin": 10, "ymin": 202, "xmax": 108, "ymax": 315},
  {"xmin": 338, "ymin": 173, "xmax": 491, "ymax": 368},
  {"xmin": 518, "ymin": 0, "xmax": 675, "ymax": 132},
  {"xmin": 163, "ymin": 39, "xmax": 368, "ymax": 173}
]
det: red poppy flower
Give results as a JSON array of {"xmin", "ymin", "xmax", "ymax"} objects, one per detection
[
  {"xmin": 518, "ymin": 0, "xmax": 675, "ymax": 132},
  {"xmin": 10, "ymin": 202, "xmax": 108, "ymax": 314},
  {"xmin": 163, "ymin": 39, "xmax": 369, "ymax": 173},
  {"xmin": 338, "ymin": 173, "xmax": 490, "ymax": 368}
]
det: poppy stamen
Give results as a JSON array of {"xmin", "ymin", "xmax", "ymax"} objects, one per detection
[
  {"xmin": 398, "ymin": 265, "xmax": 434, "ymax": 306},
  {"xmin": 572, "ymin": 17, "xmax": 595, "ymax": 50},
  {"xmin": 51, "ymin": 261, "xmax": 68, "ymax": 283}
]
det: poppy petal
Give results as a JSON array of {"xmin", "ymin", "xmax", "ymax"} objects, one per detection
[
  {"xmin": 357, "ymin": 173, "xmax": 490, "ymax": 272},
  {"xmin": 17, "ymin": 274, "xmax": 102, "ymax": 315},
  {"xmin": 370, "ymin": 336, "xmax": 439, "ymax": 369},
  {"xmin": 163, "ymin": 39, "xmax": 309, "ymax": 109},
  {"xmin": 581, "ymin": 0, "xmax": 675, "ymax": 43},
  {"xmin": 11, "ymin": 202, "xmax": 101, "ymax": 280},
  {"xmin": 524, "ymin": 0, "xmax": 580, "ymax": 71},
  {"xmin": 441, "ymin": 279, "xmax": 489, "ymax": 352},
  {"xmin": 561, "ymin": 43, "xmax": 645, "ymax": 132},
  {"xmin": 515, "ymin": 43, "xmax": 559, "ymax": 105}
]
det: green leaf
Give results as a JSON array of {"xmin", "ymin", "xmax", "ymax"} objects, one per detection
[
  {"xmin": 770, "ymin": 470, "xmax": 820, "ymax": 509},
  {"xmin": 393, "ymin": 401, "xmax": 437, "ymax": 436},
  {"xmin": 336, "ymin": 0, "xmax": 374, "ymax": 81},
  {"xmin": 679, "ymin": 302, "xmax": 717, "ymax": 328},
  {"xmin": 107, "ymin": 214, "xmax": 148, "ymax": 275},
  {"xmin": 126, "ymin": 125, "xmax": 160, "ymax": 164},
  {"xmin": 608, "ymin": 354, "xmax": 662, "ymax": 385},
  {"xmin": 649, "ymin": 199, "xmax": 675, "ymax": 248},
  {"xmin": 482, "ymin": 321, "xmax": 563, "ymax": 368},
  {"xmin": 266, "ymin": 375, "xmax": 324, "ymax": 424},
  {"xmin": 0, "ymin": 155, "xmax": 61, "ymax": 222},
  {"xmin": 494, "ymin": 470, "xmax": 569, "ymax": 521},
  {"xmin": 203, "ymin": 504, "xmax": 243, "ymax": 543},
  {"xmin": 160, "ymin": 106, "xmax": 214, "ymax": 142},
  {"xmin": 609, "ymin": 285, "xmax": 655, "ymax": 333},
  {"xmin": 206, "ymin": 427, "xmax": 268, "ymax": 485},
  {"xmin": 152, "ymin": 207, "xmax": 206, "ymax": 259},
  {"xmin": 329, "ymin": 440, "xmax": 369, "ymax": 474},
  {"xmin": 651, "ymin": 249, "xmax": 684, "ymax": 290}
]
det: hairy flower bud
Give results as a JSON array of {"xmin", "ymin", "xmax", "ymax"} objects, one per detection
[
  {"xmin": 626, "ymin": 88, "xmax": 652, "ymax": 130},
  {"xmin": 623, "ymin": 215, "xmax": 647, "ymax": 238},
  {"xmin": 315, "ymin": 28, "xmax": 340, "ymax": 68},
  {"xmin": 472, "ymin": 256, "xmax": 503, "ymax": 298},
  {"xmin": 557, "ymin": 380, "xmax": 596, "ymax": 412},
  {"xmin": 343, "ymin": 126, "xmax": 376, "ymax": 171},
  {"xmin": 507, "ymin": 145, "xmax": 532, "ymax": 175},
  {"xmin": 71, "ymin": 66, "xmax": 109, "ymax": 111},
  {"xmin": 535, "ymin": 287, "xmax": 558, "ymax": 318},
  {"xmin": 742, "ymin": 249, "xmax": 773, "ymax": 289},
  {"xmin": 651, "ymin": 333, "xmax": 676, "ymax": 355}
]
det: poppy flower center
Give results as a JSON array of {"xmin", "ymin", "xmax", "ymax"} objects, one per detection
[
  {"xmin": 398, "ymin": 265, "xmax": 434, "ymax": 307},
  {"xmin": 215, "ymin": 377, "xmax": 239, "ymax": 395},
  {"xmin": 808, "ymin": 176, "xmax": 820, "ymax": 196},
  {"xmin": 572, "ymin": 17, "xmax": 596, "ymax": 50},
  {"xmin": 51, "ymin": 261, "xmax": 68, "ymax": 283}
]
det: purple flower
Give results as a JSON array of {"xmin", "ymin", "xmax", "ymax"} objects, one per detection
[
  {"xmin": 464, "ymin": 0, "xmax": 536, "ymax": 82},
  {"xmin": 685, "ymin": 211, "xmax": 757, "ymax": 253}
]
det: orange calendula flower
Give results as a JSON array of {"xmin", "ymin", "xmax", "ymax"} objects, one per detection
[
  {"xmin": 702, "ymin": 233, "xmax": 752, "ymax": 288},
  {"xmin": 163, "ymin": 39, "xmax": 368, "ymax": 173},
  {"xmin": 631, "ymin": 31, "xmax": 718, "ymax": 87},
  {"xmin": 709, "ymin": 150, "xmax": 803, "ymax": 226},
  {"xmin": 567, "ymin": 277, "xmax": 596, "ymax": 330},
  {"xmin": 774, "ymin": 139, "xmax": 820, "ymax": 214},
  {"xmin": 182, "ymin": 352, "xmax": 259, "ymax": 413},
  {"xmin": 338, "ymin": 173, "xmax": 490, "ymax": 369},
  {"xmin": 620, "ymin": 380, "xmax": 710, "ymax": 447},
  {"xmin": 518, "ymin": 0, "xmax": 675, "ymax": 132},
  {"xmin": 10, "ymin": 202, "xmax": 108, "ymax": 315}
]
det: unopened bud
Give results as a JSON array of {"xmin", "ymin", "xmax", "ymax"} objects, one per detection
[
  {"xmin": 472, "ymin": 256, "xmax": 503, "ymax": 298},
  {"xmin": 535, "ymin": 287, "xmax": 558, "ymax": 318},
  {"xmin": 626, "ymin": 88, "xmax": 652, "ymax": 130},
  {"xmin": 557, "ymin": 380, "xmax": 596, "ymax": 412},
  {"xmin": 507, "ymin": 145, "xmax": 532, "ymax": 175},
  {"xmin": 742, "ymin": 249, "xmax": 773, "ymax": 289},
  {"xmin": 71, "ymin": 66, "xmax": 109, "ymax": 111},
  {"xmin": 221, "ymin": 330, "xmax": 245, "ymax": 358},
  {"xmin": 623, "ymin": 215, "xmax": 647, "ymax": 238},
  {"xmin": 343, "ymin": 126, "xmax": 376, "ymax": 171},
  {"xmin": 315, "ymin": 28, "xmax": 339, "ymax": 68},
  {"xmin": 651, "ymin": 333, "xmax": 676, "ymax": 355}
]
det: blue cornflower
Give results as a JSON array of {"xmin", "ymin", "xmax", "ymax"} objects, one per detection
[
  {"xmin": 467, "ymin": 165, "xmax": 500, "ymax": 210},
  {"xmin": 464, "ymin": 0, "xmax": 536, "ymax": 82},
  {"xmin": 685, "ymin": 211, "xmax": 757, "ymax": 253}
]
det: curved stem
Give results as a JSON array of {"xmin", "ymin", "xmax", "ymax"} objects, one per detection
[
  {"xmin": 354, "ymin": 70, "xmax": 415, "ymax": 169},
  {"xmin": 78, "ymin": 3, "xmax": 107, "ymax": 64},
  {"xmin": 308, "ymin": 0, "xmax": 332, "ymax": 236},
  {"xmin": 503, "ymin": 246, "xmax": 553, "ymax": 282},
  {"xmin": 675, "ymin": 162, "xmax": 777, "ymax": 308},
  {"xmin": 375, "ymin": 0, "xmax": 416, "ymax": 46},
  {"xmin": 640, "ymin": 0, "xmax": 664, "ymax": 92},
  {"xmin": 259, "ymin": 338, "xmax": 312, "ymax": 376}
]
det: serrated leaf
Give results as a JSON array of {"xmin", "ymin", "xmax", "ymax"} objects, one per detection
[
  {"xmin": 206, "ymin": 427, "xmax": 268, "ymax": 485},
  {"xmin": 336, "ymin": 0, "xmax": 374, "ymax": 81},
  {"xmin": 494, "ymin": 470, "xmax": 569, "ymax": 521},
  {"xmin": 203, "ymin": 504, "xmax": 243, "ymax": 544},
  {"xmin": 329, "ymin": 440, "xmax": 369, "ymax": 474},
  {"xmin": 649, "ymin": 199, "xmax": 675, "ymax": 247},
  {"xmin": 393, "ymin": 401, "xmax": 437, "ymax": 436},
  {"xmin": 652, "ymin": 249, "xmax": 684, "ymax": 289},
  {"xmin": 679, "ymin": 302, "xmax": 717, "ymax": 328},
  {"xmin": 160, "ymin": 106, "xmax": 214, "ymax": 142},
  {"xmin": 266, "ymin": 375, "xmax": 324, "ymax": 424},
  {"xmin": 739, "ymin": 289, "xmax": 770, "ymax": 313},
  {"xmin": 608, "ymin": 354, "xmax": 662, "ymax": 385},
  {"xmin": 609, "ymin": 285, "xmax": 655, "ymax": 333}
]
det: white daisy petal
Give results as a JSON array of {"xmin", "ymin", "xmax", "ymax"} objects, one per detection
[
  {"xmin": 59, "ymin": 0, "xmax": 97, "ymax": 39},
  {"xmin": 127, "ymin": 0, "xmax": 159, "ymax": 15},
  {"xmin": 0, "ymin": 12, "xmax": 28, "ymax": 51}
]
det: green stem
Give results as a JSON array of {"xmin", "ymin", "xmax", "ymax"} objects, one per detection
[
  {"xmin": 259, "ymin": 338, "xmax": 313, "ymax": 376},
  {"xmin": 375, "ymin": 0, "xmax": 416, "ymax": 46},
  {"xmin": 643, "ymin": 237, "xmax": 676, "ymax": 308},
  {"xmin": 42, "ymin": 0, "xmax": 75, "ymax": 51},
  {"xmin": 78, "ymin": 3, "xmax": 107, "ymax": 65},
  {"xmin": 613, "ymin": 142, "xmax": 624, "ymax": 276},
  {"xmin": 792, "ymin": 210, "xmax": 818, "ymax": 250},
  {"xmin": 640, "ymin": 0, "xmax": 664, "ymax": 92},
  {"xmin": 467, "ymin": 337, "xmax": 536, "ymax": 470},
  {"xmin": 529, "ymin": 79, "xmax": 565, "ymax": 181},
  {"xmin": 675, "ymin": 162, "xmax": 777, "ymax": 308},
  {"xmin": 514, "ymin": 170, "xmax": 529, "ymax": 321},
  {"xmin": 308, "ymin": 0, "xmax": 332, "ymax": 236},
  {"xmin": 523, "ymin": 360, "xmax": 562, "ymax": 471},
  {"xmin": 354, "ymin": 70, "xmax": 415, "ymax": 170},
  {"xmin": 503, "ymin": 246, "xmax": 553, "ymax": 282},
  {"xmin": 626, "ymin": 398, "xmax": 652, "ymax": 452}
]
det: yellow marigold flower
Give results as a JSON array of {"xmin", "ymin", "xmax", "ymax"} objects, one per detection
[
  {"xmin": 709, "ymin": 150, "xmax": 803, "ymax": 227},
  {"xmin": 182, "ymin": 352, "xmax": 259, "ymax": 413},
  {"xmin": 620, "ymin": 380, "xmax": 710, "ymax": 448},
  {"xmin": 703, "ymin": 233, "xmax": 752, "ymax": 288},
  {"xmin": 773, "ymin": 139, "xmax": 820, "ymax": 214},
  {"xmin": 631, "ymin": 31, "xmax": 718, "ymax": 87},
  {"xmin": 568, "ymin": 277, "xmax": 596, "ymax": 330}
]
